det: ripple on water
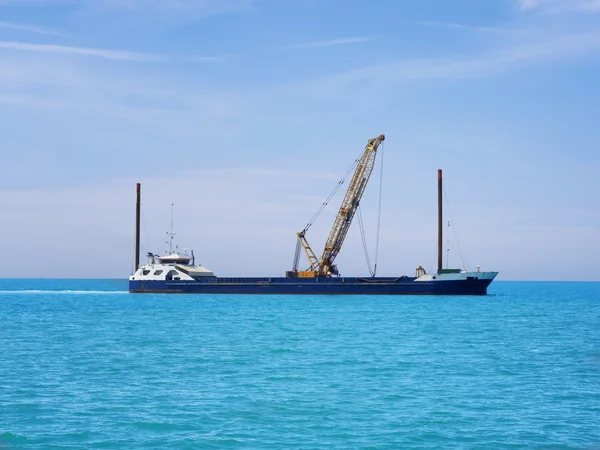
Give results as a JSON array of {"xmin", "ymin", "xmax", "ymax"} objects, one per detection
[{"xmin": 1, "ymin": 281, "xmax": 600, "ymax": 448}]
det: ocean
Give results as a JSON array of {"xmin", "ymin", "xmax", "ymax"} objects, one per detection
[{"xmin": 1, "ymin": 279, "xmax": 599, "ymax": 449}]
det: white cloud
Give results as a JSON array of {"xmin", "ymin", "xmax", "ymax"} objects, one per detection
[
  {"xmin": 0, "ymin": 0, "xmax": 259, "ymax": 17},
  {"xmin": 519, "ymin": 0, "xmax": 600, "ymax": 12},
  {"xmin": 291, "ymin": 29, "xmax": 600, "ymax": 99},
  {"xmin": 285, "ymin": 37, "xmax": 374, "ymax": 49},
  {"xmin": 0, "ymin": 168, "xmax": 346, "ymax": 278},
  {"xmin": 0, "ymin": 41, "xmax": 164, "ymax": 61},
  {"xmin": 0, "ymin": 21, "xmax": 65, "ymax": 37},
  {"xmin": 92, "ymin": 0, "xmax": 257, "ymax": 14},
  {"xmin": 181, "ymin": 55, "xmax": 223, "ymax": 63},
  {"xmin": 0, "ymin": 41, "xmax": 220, "ymax": 63},
  {"xmin": 416, "ymin": 21, "xmax": 516, "ymax": 34},
  {"xmin": 520, "ymin": 0, "xmax": 540, "ymax": 10}
]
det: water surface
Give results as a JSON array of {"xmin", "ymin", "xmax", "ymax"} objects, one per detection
[{"xmin": 1, "ymin": 280, "xmax": 599, "ymax": 448}]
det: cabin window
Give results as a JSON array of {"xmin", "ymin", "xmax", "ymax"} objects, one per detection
[
  {"xmin": 166, "ymin": 270, "xmax": 179, "ymax": 281},
  {"xmin": 142, "ymin": 270, "xmax": 150, "ymax": 275},
  {"xmin": 154, "ymin": 270, "xmax": 163, "ymax": 275}
]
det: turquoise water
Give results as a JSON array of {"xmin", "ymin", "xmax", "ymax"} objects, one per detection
[{"xmin": 1, "ymin": 280, "xmax": 599, "ymax": 449}]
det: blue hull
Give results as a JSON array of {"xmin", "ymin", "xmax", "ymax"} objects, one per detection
[{"xmin": 129, "ymin": 276, "xmax": 493, "ymax": 295}]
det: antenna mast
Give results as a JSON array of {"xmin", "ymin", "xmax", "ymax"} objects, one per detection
[
  {"xmin": 446, "ymin": 221, "xmax": 450, "ymax": 269},
  {"xmin": 166, "ymin": 203, "xmax": 176, "ymax": 254}
]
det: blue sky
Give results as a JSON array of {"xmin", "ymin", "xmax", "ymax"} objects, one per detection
[{"xmin": 0, "ymin": 0, "xmax": 599, "ymax": 280}]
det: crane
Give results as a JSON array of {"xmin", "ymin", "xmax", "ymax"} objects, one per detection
[{"xmin": 290, "ymin": 134, "xmax": 385, "ymax": 278}]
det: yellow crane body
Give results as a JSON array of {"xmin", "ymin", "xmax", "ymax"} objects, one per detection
[{"xmin": 294, "ymin": 134, "xmax": 385, "ymax": 277}]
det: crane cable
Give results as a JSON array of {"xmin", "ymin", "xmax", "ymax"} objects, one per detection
[
  {"xmin": 293, "ymin": 148, "xmax": 364, "ymax": 271},
  {"xmin": 357, "ymin": 206, "xmax": 373, "ymax": 276},
  {"xmin": 443, "ymin": 184, "xmax": 468, "ymax": 270},
  {"xmin": 373, "ymin": 141, "xmax": 384, "ymax": 277},
  {"xmin": 357, "ymin": 141, "xmax": 385, "ymax": 277},
  {"xmin": 302, "ymin": 149, "xmax": 365, "ymax": 233}
]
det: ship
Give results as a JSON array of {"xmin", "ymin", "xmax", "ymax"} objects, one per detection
[{"xmin": 129, "ymin": 134, "xmax": 498, "ymax": 295}]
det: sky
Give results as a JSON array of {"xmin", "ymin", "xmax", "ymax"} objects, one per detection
[{"xmin": 0, "ymin": 0, "xmax": 599, "ymax": 281}]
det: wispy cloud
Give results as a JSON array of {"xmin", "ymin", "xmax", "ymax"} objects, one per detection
[
  {"xmin": 0, "ymin": 41, "xmax": 221, "ymax": 63},
  {"xmin": 285, "ymin": 36, "xmax": 373, "ymax": 49},
  {"xmin": 0, "ymin": 21, "xmax": 65, "ymax": 37},
  {"xmin": 293, "ymin": 29, "xmax": 600, "ymax": 98},
  {"xmin": 417, "ymin": 21, "xmax": 517, "ymax": 34},
  {"xmin": 92, "ymin": 0, "xmax": 258, "ymax": 14},
  {"xmin": 0, "ymin": 41, "xmax": 163, "ymax": 61},
  {"xmin": 181, "ymin": 55, "xmax": 223, "ymax": 63},
  {"xmin": 0, "ymin": 0, "xmax": 259, "ymax": 17},
  {"xmin": 519, "ymin": 0, "xmax": 600, "ymax": 13},
  {"xmin": 520, "ymin": 0, "xmax": 539, "ymax": 9}
]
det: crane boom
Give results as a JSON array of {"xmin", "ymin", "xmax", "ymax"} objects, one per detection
[
  {"xmin": 290, "ymin": 134, "xmax": 385, "ymax": 278},
  {"xmin": 317, "ymin": 134, "xmax": 385, "ymax": 276}
]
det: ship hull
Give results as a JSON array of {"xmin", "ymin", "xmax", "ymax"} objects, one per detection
[{"xmin": 129, "ymin": 274, "xmax": 496, "ymax": 295}]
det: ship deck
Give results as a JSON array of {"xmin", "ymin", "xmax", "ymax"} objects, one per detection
[{"xmin": 129, "ymin": 275, "xmax": 494, "ymax": 295}]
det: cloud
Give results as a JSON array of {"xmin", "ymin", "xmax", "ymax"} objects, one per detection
[
  {"xmin": 520, "ymin": 0, "xmax": 540, "ymax": 9},
  {"xmin": 0, "ymin": 36, "xmax": 369, "ymax": 67},
  {"xmin": 0, "ymin": 0, "xmax": 259, "ymax": 17},
  {"xmin": 291, "ymin": 29, "xmax": 600, "ymax": 99},
  {"xmin": 0, "ymin": 36, "xmax": 371, "ymax": 65},
  {"xmin": 284, "ymin": 36, "xmax": 373, "ymax": 49},
  {"xmin": 0, "ymin": 41, "xmax": 163, "ymax": 61},
  {"xmin": 0, "ymin": 21, "xmax": 66, "ymax": 37},
  {"xmin": 417, "ymin": 21, "xmax": 515, "ymax": 34},
  {"xmin": 519, "ymin": 0, "xmax": 600, "ymax": 13},
  {"xmin": 0, "ymin": 168, "xmax": 345, "ymax": 278},
  {"xmin": 181, "ymin": 55, "xmax": 223, "ymax": 63},
  {"xmin": 0, "ymin": 41, "xmax": 220, "ymax": 63},
  {"xmin": 92, "ymin": 0, "xmax": 257, "ymax": 14}
]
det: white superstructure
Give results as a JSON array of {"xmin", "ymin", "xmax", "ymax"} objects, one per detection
[
  {"xmin": 414, "ymin": 270, "xmax": 497, "ymax": 282},
  {"xmin": 129, "ymin": 251, "xmax": 215, "ymax": 282}
]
